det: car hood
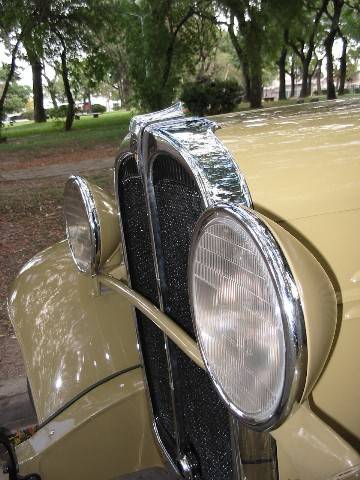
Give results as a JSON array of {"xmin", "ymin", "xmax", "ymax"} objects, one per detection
[
  {"xmin": 216, "ymin": 98, "xmax": 360, "ymax": 305},
  {"xmin": 216, "ymin": 98, "xmax": 360, "ymax": 222}
]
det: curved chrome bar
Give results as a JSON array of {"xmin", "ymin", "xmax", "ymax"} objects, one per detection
[
  {"xmin": 98, "ymin": 274, "xmax": 205, "ymax": 370},
  {"xmin": 143, "ymin": 116, "xmax": 253, "ymax": 209},
  {"xmin": 120, "ymin": 103, "xmax": 252, "ymax": 210}
]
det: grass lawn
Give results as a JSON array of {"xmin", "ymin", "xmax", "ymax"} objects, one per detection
[
  {"xmin": 2, "ymin": 95, "xmax": 359, "ymax": 159},
  {"xmin": 0, "ymin": 110, "xmax": 133, "ymax": 161}
]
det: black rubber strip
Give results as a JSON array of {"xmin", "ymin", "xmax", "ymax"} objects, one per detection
[
  {"xmin": 38, "ymin": 364, "xmax": 142, "ymax": 428},
  {"xmin": 241, "ymin": 458, "xmax": 275, "ymax": 465}
]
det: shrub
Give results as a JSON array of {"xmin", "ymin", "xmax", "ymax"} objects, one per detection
[
  {"xmin": 91, "ymin": 103, "xmax": 106, "ymax": 113},
  {"xmin": 47, "ymin": 105, "xmax": 68, "ymax": 119},
  {"xmin": 20, "ymin": 110, "xmax": 34, "ymax": 120},
  {"xmin": 181, "ymin": 79, "xmax": 243, "ymax": 116}
]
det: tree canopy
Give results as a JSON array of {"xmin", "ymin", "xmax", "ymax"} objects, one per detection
[{"xmin": 0, "ymin": 0, "xmax": 359, "ymax": 134}]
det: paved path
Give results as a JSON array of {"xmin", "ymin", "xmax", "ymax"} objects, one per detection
[
  {"xmin": 0, "ymin": 336, "xmax": 36, "ymax": 432},
  {"xmin": 0, "ymin": 156, "xmax": 114, "ymax": 181},
  {"xmin": 0, "ymin": 376, "xmax": 37, "ymax": 432}
]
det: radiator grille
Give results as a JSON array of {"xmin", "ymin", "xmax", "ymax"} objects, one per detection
[{"xmin": 118, "ymin": 153, "xmax": 233, "ymax": 479}]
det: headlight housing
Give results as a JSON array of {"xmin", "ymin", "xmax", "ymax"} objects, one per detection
[
  {"xmin": 189, "ymin": 205, "xmax": 307, "ymax": 430},
  {"xmin": 64, "ymin": 176, "xmax": 101, "ymax": 275},
  {"xmin": 64, "ymin": 175, "xmax": 121, "ymax": 275}
]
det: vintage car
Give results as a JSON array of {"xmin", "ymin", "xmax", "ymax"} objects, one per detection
[{"xmin": 1, "ymin": 99, "xmax": 360, "ymax": 480}]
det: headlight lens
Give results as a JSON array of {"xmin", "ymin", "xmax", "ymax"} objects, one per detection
[
  {"xmin": 189, "ymin": 206, "xmax": 305, "ymax": 430},
  {"xmin": 64, "ymin": 176, "xmax": 100, "ymax": 274}
]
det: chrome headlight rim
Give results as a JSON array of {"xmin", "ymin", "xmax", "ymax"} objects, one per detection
[
  {"xmin": 189, "ymin": 204, "xmax": 307, "ymax": 431},
  {"xmin": 64, "ymin": 175, "xmax": 101, "ymax": 275}
]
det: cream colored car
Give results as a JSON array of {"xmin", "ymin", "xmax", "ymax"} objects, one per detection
[{"xmin": 2, "ymin": 99, "xmax": 360, "ymax": 480}]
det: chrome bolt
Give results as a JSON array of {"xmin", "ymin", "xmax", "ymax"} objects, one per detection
[{"xmin": 178, "ymin": 453, "xmax": 199, "ymax": 480}]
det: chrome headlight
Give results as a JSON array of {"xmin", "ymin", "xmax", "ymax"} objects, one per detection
[
  {"xmin": 189, "ymin": 205, "xmax": 307, "ymax": 430},
  {"xmin": 64, "ymin": 176, "xmax": 100, "ymax": 274}
]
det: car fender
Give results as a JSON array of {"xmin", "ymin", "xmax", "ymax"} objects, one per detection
[{"xmin": 8, "ymin": 240, "xmax": 140, "ymax": 424}]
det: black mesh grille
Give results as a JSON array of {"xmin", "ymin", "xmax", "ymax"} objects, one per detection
[
  {"xmin": 171, "ymin": 343, "xmax": 233, "ymax": 480},
  {"xmin": 152, "ymin": 155, "xmax": 233, "ymax": 479},
  {"xmin": 118, "ymin": 156, "xmax": 176, "ymax": 457},
  {"xmin": 152, "ymin": 155, "xmax": 202, "ymax": 338}
]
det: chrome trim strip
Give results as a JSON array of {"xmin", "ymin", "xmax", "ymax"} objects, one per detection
[
  {"xmin": 189, "ymin": 205, "xmax": 308, "ymax": 432},
  {"xmin": 64, "ymin": 175, "xmax": 101, "ymax": 275}
]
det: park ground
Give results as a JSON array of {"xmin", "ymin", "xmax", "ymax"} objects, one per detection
[{"xmin": 0, "ymin": 95, "xmax": 358, "ymax": 431}]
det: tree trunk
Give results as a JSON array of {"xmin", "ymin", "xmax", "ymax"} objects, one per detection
[
  {"xmin": 290, "ymin": 57, "xmax": 295, "ymax": 97},
  {"xmin": 299, "ymin": 58, "xmax": 309, "ymax": 98},
  {"xmin": 338, "ymin": 35, "xmax": 347, "ymax": 95},
  {"xmin": 161, "ymin": 6, "xmax": 195, "ymax": 105},
  {"xmin": 247, "ymin": 13, "xmax": 262, "ymax": 108},
  {"xmin": 316, "ymin": 60, "xmax": 322, "ymax": 94},
  {"xmin": 43, "ymin": 72, "xmax": 58, "ymax": 109},
  {"xmin": 324, "ymin": 0, "xmax": 344, "ymax": 100},
  {"xmin": 60, "ymin": 47, "xmax": 75, "ymax": 131},
  {"xmin": 228, "ymin": 14, "xmax": 251, "ymax": 102},
  {"xmin": 31, "ymin": 58, "xmax": 47, "ymax": 122},
  {"xmin": 289, "ymin": 0, "xmax": 330, "ymax": 98},
  {"xmin": 242, "ymin": 61, "xmax": 251, "ymax": 102},
  {"xmin": 0, "ymin": 40, "xmax": 21, "ymax": 135},
  {"xmin": 324, "ymin": 35, "xmax": 336, "ymax": 99},
  {"xmin": 307, "ymin": 73, "xmax": 313, "ymax": 95},
  {"xmin": 49, "ymin": 85, "xmax": 58, "ymax": 109},
  {"xmin": 278, "ymin": 46, "xmax": 287, "ymax": 100}
]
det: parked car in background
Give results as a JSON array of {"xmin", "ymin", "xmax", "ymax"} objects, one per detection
[{"xmin": 1, "ymin": 99, "xmax": 360, "ymax": 480}]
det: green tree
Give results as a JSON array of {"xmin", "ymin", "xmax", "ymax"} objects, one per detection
[
  {"xmin": 122, "ymin": 0, "xmax": 216, "ymax": 110},
  {"xmin": 0, "ymin": 65, "xmax": 31, "ymax": 115},
  {"xmin": 0, "ymin": 0, "xmax": 49, "ymax": 139},
  {"xmin": 218, "ymin": 0, "xmax": 299, "ymax": 107},
  {"xmin": 287, "ymin": 0, "xmax": 330, "ymax": 98},
  {"xmin": 44, "ymin": 0, "xmax": 112, "ymax": 130},
  {"xmin": 43, "ymin": 65, "xmax": 65, "ymax": 109},
  {"xmin": 222, "ymin": 1, "xmax": 268, "ymax": 108}
]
